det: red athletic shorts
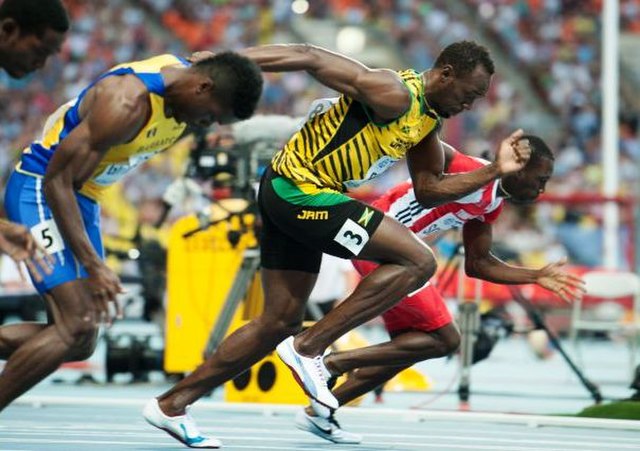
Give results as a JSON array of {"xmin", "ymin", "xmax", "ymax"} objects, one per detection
[{"xmin": 352, "ymin": 259, "xmax": 453, "ymax": 333}]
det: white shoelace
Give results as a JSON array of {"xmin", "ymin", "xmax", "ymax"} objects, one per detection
[{"xmin": 312, "ymin": 355, "xmax": 329, "ymax": 387}]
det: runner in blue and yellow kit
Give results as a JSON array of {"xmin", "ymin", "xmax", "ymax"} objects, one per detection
[
  {"xmin": 147, "ymin": 41, "xmax": 532, "ymax": 448},
  {"xmin": 0, "ymin": 52, "xmax": 263, "ymax": 421}
]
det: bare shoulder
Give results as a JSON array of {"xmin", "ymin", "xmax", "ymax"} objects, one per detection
[
  {"xmin": 79, "ymin": 74, "xmax": 151, "ymax": 144},
  {"xmin": 92, "ymin": 74, "xmax": 150, "ymax": 117}
]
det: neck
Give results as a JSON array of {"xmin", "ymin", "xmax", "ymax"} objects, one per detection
[
  {"xmin": 421, "ymin": 70, "xmax": 436, "ymax": 108},
  {"xmin": 161, "ymin": 65, "xmax": 184, "ymax": 97},
  {"xmin": 160, "ymin": 66, "xmax": 185, "ymax": 117},
  {"xmin": 422, "ymin": 69, "xmax": 435, "ymax": 85}
]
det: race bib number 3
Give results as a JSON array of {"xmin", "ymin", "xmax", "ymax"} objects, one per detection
[
  {"xmin": 31, "ymin": 219, "xmax": 66, "ymax": 254},
  {"xmin": 334, "ymin": 219, "xmax": 370, "ymax": 256}
]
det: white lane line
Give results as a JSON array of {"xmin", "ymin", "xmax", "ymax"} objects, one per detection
[
  {"xmin": 4, "ymin": 419, "xmax": 640, "ymax": 444},
  {"xmin": 0, "ymin": 439, "xmax": 326, "ymax": 450},
  {"xmin": 13, "ymin": 395, "xmax": 640, "ymax": 431},
  {"xmin": 1, "ymin": 429, "xmax": 636, "ymax": 451},
  {"xmin": 0, "ymin": 437, "xmax": 603, "ymax": 451}
]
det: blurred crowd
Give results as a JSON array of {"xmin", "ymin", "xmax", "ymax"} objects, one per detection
[
  {"xmin": 308, "ymin": 0, "xmax": 640, "ymax": 269},
  {"xmin": 465, "ymin": 0, "xmax": 640, "ymax": 268},
  {"xmin": 0, "ymin": 0, "xmax": 639, "ymax": 270}
]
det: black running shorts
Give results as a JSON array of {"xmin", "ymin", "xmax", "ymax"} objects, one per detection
[{"xmin": 258, "ymin": 168, "xmax": 385, "ymax": 273}]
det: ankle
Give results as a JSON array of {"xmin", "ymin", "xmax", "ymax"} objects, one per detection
[
  {"xmin": 158, "ymin": 397, "xmax": 186, "ymax": 417},
  {"xmin": 293, "ymin": 336, "xmax": 318, "ymax": 358}
]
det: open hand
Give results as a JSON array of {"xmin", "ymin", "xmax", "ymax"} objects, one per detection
[
  {"xmin": 536, "ymin": 258, "xmax": 586, "ymax": 304},
  {"xmin": 86, "ymin": 262, "xmax": 125, "ymax": 326},
  {"xmin": 0, "ymin": 220, "xmax": 53, "ymax": 283},
  {"xmin": 187, "ymin": 51, "xmax": 215, "ymax": 64}
]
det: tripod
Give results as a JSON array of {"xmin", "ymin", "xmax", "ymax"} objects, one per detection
[
  {"xmin": 508, "ymin": 286, "xmax": 602, "ymax": 404},
  {"xmin": 204, "ymin": 247, "xmax": 260, "ymax": 357},
  {"xmin": 437, "ymin": 241, "xmax": 603, "ymax": 405},
  {"xmin": 435, "ymin": 242, "xmax": 482, "ymax": 404}
]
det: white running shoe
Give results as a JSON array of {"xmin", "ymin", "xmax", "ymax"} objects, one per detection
[
  {"xmin": 310, "ymin": 397, "xmax": 333, "ymax": 419},
  {"xmin": 276, "ymin": 336, "xmax": 338, "ymax": 409},
  {"xmin": 295, "ymin": 409, "xmax": 362, "ymax": 444},
  {"xmin": 143, "ymin": 398, "xmax": 222, "ymax": 449}
]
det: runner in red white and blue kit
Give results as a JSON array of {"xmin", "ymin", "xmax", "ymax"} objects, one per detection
[{"xmin": 296, "ymin": 136, "xmax": 586, "ymax": 443}]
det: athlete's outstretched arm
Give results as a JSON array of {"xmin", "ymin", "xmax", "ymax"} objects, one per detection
[
  {"xmin": 43, "ymin": 76, "xmax": 148, "ymax": 314},
  {"xmin": 462, "ymin": 219, "xmax": 585, "ymax": 303},
  {"xmin": 408, "ymin": 131, "xmax": 530, "ymax": 208},
  {"xmin": 241, "ymin": 44, "xmax": 410, "ymax": 121}
]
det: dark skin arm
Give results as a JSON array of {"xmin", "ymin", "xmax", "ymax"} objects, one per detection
[
  {"xmin": 408, "ymin": 131, "xmax": 531, "ymax": 209},
  {"xmin": 43, "ymin": 75, "xmax": 150, "ymax": 321},
  {"xmin": 240, "ymin": 44, "xmax": 410, "ymax": 121},
  {"xmin": 462, "ymin": 219, "xmax": 585, "ymax": 303}
]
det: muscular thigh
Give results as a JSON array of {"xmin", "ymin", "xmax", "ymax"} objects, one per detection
[{"xmin": 358, "ymin": 215, "xmax": 433, "ymax": 267}]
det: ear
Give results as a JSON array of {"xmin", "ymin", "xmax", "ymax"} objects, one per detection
[
  {"xmin": 439, "ymin": 64, "xmax": 455, "ymax": 84},
  {"xmin": 0, "ymin": 18, "xmax": 20, "ymax": 41},
  {"xmin": 196, "ymin": 79, "xmax": 214, "ymax": 95}
]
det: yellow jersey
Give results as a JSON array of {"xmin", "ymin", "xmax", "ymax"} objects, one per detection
[
  {"xmin": 17, "ymin": 54, "xmax": 189, "ymax": 201},
  {"xmin": 271, "ymin": 69, "xmax": 440, "ymax": 193}
]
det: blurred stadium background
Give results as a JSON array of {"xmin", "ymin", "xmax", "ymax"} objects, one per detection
[{"xmin": 1, "ymin": 0, "xmax": 640, "ymax": 443}]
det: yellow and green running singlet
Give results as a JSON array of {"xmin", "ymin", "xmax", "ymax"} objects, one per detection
[{"xmin": 271, "ymin": 69, "xmax": 440, "ymax": 193}]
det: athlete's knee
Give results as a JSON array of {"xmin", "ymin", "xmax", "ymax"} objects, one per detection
[
  {"xmin": 433, "ymin": 324, "xmax": 461, "ymax": 357},
  {"xmin": 66, "ymin": 335, "xmax": 99, "ymax": 361},
  {"xmin": 404, "ymin": 247, "xmax": 437, "ymax": 291},
  {"xmin": 255, "ymin": 314, "xmax": 303, "ymax": 343},
  {"xmin": 0, "ymin": 330, "xmax": 16, "ymax": 359},
  {"xmin": 56, "ymin": 316, "xmax": 99, "ymax": 358}
]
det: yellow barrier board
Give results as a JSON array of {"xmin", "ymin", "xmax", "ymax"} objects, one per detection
[
  {"xmin": 223, "ymin": 320, "xmax": 307, "ymax": 405},
  {"xmin": 164, "ymin": 214, "xmax": 255, "ymax": 373}
]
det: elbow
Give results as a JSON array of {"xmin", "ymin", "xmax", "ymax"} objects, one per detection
[
  {"xmin": 42, "ymin": 177, "xmax": 59, "ymax": 205},
  {"xmin": 42, "ymin": 174, "xmax": 56, "ymax": 197},
  {"xmin": 296, "ymin": 43, "xmax": 322, "ymax": 68},
  {"xmin": 415, "ymin": 189, "xmax": 445, "ymax": 209},
  {"xmin": 43, "ymin": 174, "xmax": 72, "ymax": 202},
  {"xmin": 413, "ymin": 175, "xmax": 449, "ymax": 209},
  {"xmin": 464, "ymin": 259, "xmax": 483, "ymax": 279}
]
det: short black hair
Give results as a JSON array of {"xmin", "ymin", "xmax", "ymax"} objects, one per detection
[
  {"xmin": 0, "ymin": 0, "xmax": 69, "ymax": 35},
  {"xmin": 521, "ymin": 134, "xmax": 555, "ymax": 167},
  {"xmin": 193, "ymin": 51, "xmax": 263, "ymax": 120},
  {"xmin": 434, "ymin": 41, "xmax": 495, "ymax": 77}
]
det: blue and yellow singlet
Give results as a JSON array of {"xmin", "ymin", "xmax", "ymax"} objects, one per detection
[{"xmin": 16, "ymin": 54, "xmax": 189, "ymax": 200}]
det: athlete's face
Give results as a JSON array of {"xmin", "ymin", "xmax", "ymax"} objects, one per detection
[
  {"xmin": 503, "ymin": 158, "xmax": 554, "ymax": 204},
  {"xmin": 0, "ymin": 20, "xmax": 64, "ymax": 78},
  {"xmin": 427, "ymin": 64, "xmax": 491, "ymax": 118},
  {"xmin": 171, "ymin": 77, "xmax": 237, "ymax": 128}
]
